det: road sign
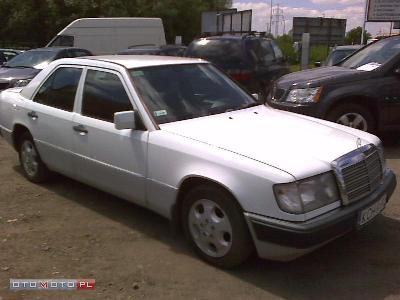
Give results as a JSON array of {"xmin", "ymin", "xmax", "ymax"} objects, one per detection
[
  {"xmin": 367, "ymin": 0, "xmax": 400, "ymax": 22},
  {"xmin": 201, "ymin": 9, "xmax": 252, "ymax": 35},
  {"xmin": 292, "ymin": 17, "xmax": 347, "ymax": 45}
]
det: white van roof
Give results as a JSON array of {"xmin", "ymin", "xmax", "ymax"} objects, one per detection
[{"xmin": 59, "ymin": 18, "xmax": 163, "ymax": 32}]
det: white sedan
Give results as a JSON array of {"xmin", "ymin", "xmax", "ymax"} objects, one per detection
[{"xmin": 0, "ymin": 56, "xmax": 396, "ymax": 268}]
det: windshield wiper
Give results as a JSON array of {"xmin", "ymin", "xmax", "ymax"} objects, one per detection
[
  {"xmin": 11, "ymin": 65, "xmax": 33, "ymax": 69},
  {"xmin": 239, "ymin": 102, "xmax": 260, "ymax": 110}
]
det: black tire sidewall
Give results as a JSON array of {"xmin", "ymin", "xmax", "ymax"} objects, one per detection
[
  {"xmin": 327, "ymin": 103, "xmax": 376, "ymax": 133},
  {"xmin": 18, "ymin": 132, "xmax": 49, "ymax": 183},
  {"xmin": 182, "ymin": 185, "xmax": 253, "ymax": 268}
]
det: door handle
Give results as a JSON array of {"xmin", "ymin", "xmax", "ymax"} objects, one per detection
[
  {"xmin": 27, "ymin": 111, "xmax": 38, "ymax": 120},
  {"xmin": 73, "ymin": 124, "xmax": 88, "ymax": 135}
]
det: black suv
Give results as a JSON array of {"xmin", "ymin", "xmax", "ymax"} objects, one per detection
[
  {"xmin": 268, "ymin": 35, "xmax": 400, "ymax": 133},
  {"xmin": 0, "ymin": 47, "xmax": 92, "ymax": 91},
  {"xmin": 186, "ymin": 35, "xmax": 289, "ymax": 99}
]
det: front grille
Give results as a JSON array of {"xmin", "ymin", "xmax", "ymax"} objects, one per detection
[
  {"xmin": 0, "ymin": 82, "xmax": 10, "ymax": 90},
  {"xmin": 332, "ymin": 144, "xmax": 383, "ymax": 205}
]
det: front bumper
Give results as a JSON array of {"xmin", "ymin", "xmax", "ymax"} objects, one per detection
[{"xmin": 245, "ymin": 169, "xmax": 397, "ymax": 261}]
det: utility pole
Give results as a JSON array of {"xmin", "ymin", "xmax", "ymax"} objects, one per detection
[
  {"xmin": 269, "ymin": 0, "xmax": 273, "ymax": 35},
  {"xmin": 271, "ymin": 3, "xmax": 285, "ymax": 37},
  {"xmin": 361, "ymin": 0, "xmax": 369, "ymax": 45}
]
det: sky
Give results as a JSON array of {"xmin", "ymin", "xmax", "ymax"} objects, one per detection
[{"xmin": 232, "ymin": 0, "xmax": 399, "ymax": 37}]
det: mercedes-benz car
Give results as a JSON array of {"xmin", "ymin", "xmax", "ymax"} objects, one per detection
[{"xmin": 0, "ymin": 55, "xmax": 396, "ymax": 268}]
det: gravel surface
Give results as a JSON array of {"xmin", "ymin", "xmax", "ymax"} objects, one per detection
[{"xmin": 1, "ymin": 137, "xmax": 400, "ymax": 300}]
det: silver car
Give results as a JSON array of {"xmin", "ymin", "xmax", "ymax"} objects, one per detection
[{"xmin": 0, "ymin": 56, "xmax": 396, "ymax": 268}]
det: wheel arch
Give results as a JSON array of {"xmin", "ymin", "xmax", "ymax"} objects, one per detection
[
  {"xmin": 12, "ymin": 123, "xmax": 31, "ymax": 150},
  {"xmin": 325, "ymin": 95, "xmax": 380, "ymax": 125},
  {"xmin": 171, "ymin": 175, "xmax": 245, "ymax": 231}
]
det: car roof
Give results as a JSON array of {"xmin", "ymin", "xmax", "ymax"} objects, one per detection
[
  {"xmin": 334, "ymin": 45, "xmax": 362, "ymax": 50},
  {"xmin": 196, "ymin": 35, "xmax": 272, "ymax": 41},
  {"xmin": 28, "ymin": 47, "xmax": 89, "ymax": 52},
  {"xmin": 77, "ymin": 55, "xmax": 206, "ymax": 69}
]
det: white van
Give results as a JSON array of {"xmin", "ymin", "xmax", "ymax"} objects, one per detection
[{"xmin": 47, "ymin": 18, "xmax": 166, "ymax": 55}]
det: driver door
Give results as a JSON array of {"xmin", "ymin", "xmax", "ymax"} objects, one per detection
[{"xmin": 72, "ymin": 68, "xmax": 148, "ymax": 206}]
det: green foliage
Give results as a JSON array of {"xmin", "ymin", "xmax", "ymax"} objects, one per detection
[
  {"xmin": 0, "ymin": 0, "xmax": 231, "ymax": 48},
  {"xmin": 310, "ymin": 45, "xmax": 329, "ymax": 64},
  {"xmin": 345, "ymin": 26, "xmax": 372, "ymax": 45},
  {"xmin": 275, "ymin": 34, "xmax": 296, "ymax": 63}
]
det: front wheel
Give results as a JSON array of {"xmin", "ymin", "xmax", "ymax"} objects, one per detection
[
  {"xmin": 327, "ymin": 103, "xmax": 376, "ymax": 133},
  {"xmin": 182, "ymin": 185, "xmax": 253, "ymax": 268}
]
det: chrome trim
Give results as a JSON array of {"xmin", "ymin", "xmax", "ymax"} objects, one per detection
[{"xmin": 332, "ymin": 144, "xmax": 383, "ymax": 205}]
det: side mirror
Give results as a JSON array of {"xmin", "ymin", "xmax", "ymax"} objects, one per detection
[
  {"xmin": 252, "ymin": 93, "xmax": 259, "ymax": 101},
  {"xmin": 114, "ymin": 111, "xmax": 137, "ymax": 130},
  {"xmin": 314, "ymin": 61, "xmax": 322, "ymax": 67},
  {"xmin": 394, "ymin": 68, "xmax": 400, "ymax": 75}
]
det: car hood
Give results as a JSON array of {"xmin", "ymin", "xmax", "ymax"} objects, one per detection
[
  {"xmin": 0, "ymin": 67, "xmax": 40, "ymax": 81},
  {"xmin": 276, "ymin": 66, "xmax": 369, "ymax": 89},
  {"xmin": 160, "ymin": 105, "xmax": 379, "ymax": 179}
]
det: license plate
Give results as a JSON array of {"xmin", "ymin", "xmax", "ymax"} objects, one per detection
[{"xmin": 358, "ymin": 195, "xmax": 387, "ymax": 226}]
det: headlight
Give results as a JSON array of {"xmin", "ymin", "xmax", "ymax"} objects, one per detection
[
  {"xmin": 274, "ymin": 172, "xmax": 340, "ymax": 214},
  {"xmin": 12, "ymin": 79, "xmax": 31, "ymax": 88},
  {"xmin": 285, "ymin": 87, "xmax": 323, "ymax": 103}
]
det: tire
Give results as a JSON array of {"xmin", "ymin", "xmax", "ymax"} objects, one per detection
[
  {"xmin": 326, "ymin": 103, "xmax": 376, "ymax": 133},
  {"xmin": 18, "ymin": 132, "xmax": 50, "ymax": 183},
  {"xmin": 182, "ymin": 185, "xmax": 253, "ymax": 268}
]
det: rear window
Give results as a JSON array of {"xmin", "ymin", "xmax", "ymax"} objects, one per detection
[{"xmin": 187, "ymin": 39, "xmax": 244, "ymax": 65}]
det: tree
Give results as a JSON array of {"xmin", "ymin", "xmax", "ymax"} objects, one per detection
[
  {"xmin": 345, "ymin": 26, "xmax": 372, "ymax": 45},
  {"xmin": 0, "ymin": 0, "xmax": 231, "ymax": 48}
]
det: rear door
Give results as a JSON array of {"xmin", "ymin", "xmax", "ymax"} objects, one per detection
[
  {"xmin": 72, "ymin": 67, "xmax": 148, "ymax": 205},
  {"xmin": 26, "ymin": 66, "xmax": 83, "ymax": 176}
]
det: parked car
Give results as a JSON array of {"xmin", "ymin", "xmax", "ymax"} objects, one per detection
[
  {"xmin": 0, "ymin": 52, "xmax": 5, "ymax": 65},
  {"xmin": 268, "ymin": 35, "xmax": 400, "ymax": 133},
  {"xmin": 0, "ymin": 47, "xmax": 92, "ymax": 91},
  {"xmin": 0, "ymin": 56, "xmax": 395, "ymax": 268},
  {"xmin": 118, "ymin": 44, "xmax": 187, "ymax": 56},
  {"xmin": 315, "ymin": 45, "xmax": 361, "ymax": 67},
  {"xmin": 0, "ymin": 49, "xmax": 23, "ymax": 62},
  {"xmin": 186, "ymin": 35, "xmax": 290, "ymax": 99},
  {"xmin": 47, "ymin": 18, "xmax": 166, "ymax": 55}
]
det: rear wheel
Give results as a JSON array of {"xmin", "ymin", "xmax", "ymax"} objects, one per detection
[
  {"xmin": 18, "ymin": 132, "xmax": 50, "ymax": 183},
  {"xmin": 182, "ymin": 185, "xmax": 253, "ymax": 268},
  {"xmin": 327, "ymin": 103, "xmax": 376, "ymax": 133}
]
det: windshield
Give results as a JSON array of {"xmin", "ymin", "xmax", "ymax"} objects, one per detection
[
  {"xmin": 130, "ymin": 64, "xmax": 257, "ymax": 124},
  {"xmin": 327, "ymin": 49, "xmax": 356, "ymax": 66},
  {"xmin": 4, "ymin": 50, "xmax": 57, "ymax": 69},
  {"xmin": 340, "ymin": 38, "xmax": 400, "ymax": 70}
]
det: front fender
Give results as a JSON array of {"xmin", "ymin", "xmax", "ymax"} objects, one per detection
[{"xmin": 146, "ymin": 131, "xmax": 315, "ymax": 222}]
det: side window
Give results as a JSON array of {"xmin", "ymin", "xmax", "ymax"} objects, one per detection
[
  {"xmin": 259, "ymin": 40, "xmax": 275, "ymax": 64},
  {"xmin": 33, "ymin": 67, "xmax": 82, "ymax": 111},
  {"xmin": 271, "ymin": 40, "xmax": 284, "ymax": 60},
  {"xmin": 82, "ymin": 70, "xmax": 132, "ymax": 122}
]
